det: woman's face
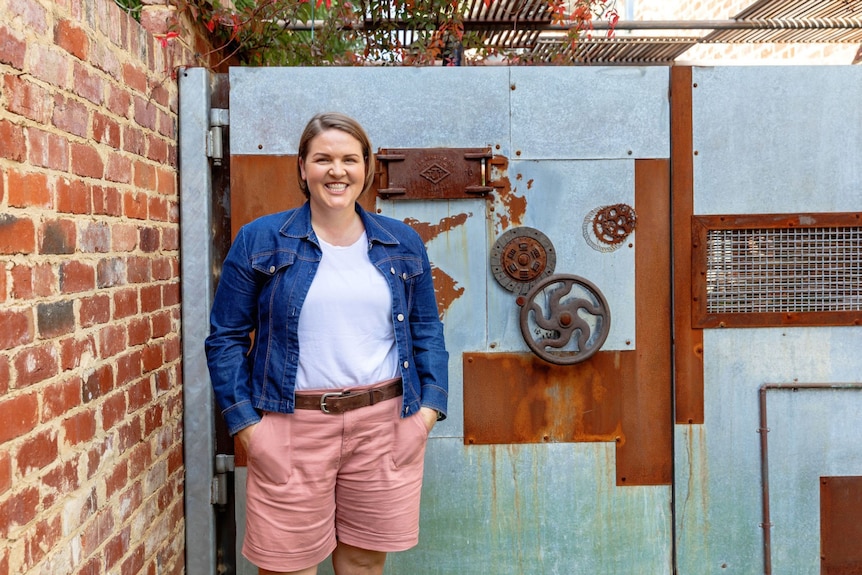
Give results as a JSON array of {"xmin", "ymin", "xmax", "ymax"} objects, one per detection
[{"xmin": 299, "ymin": 128, "xmax": 366, "ymax": 215}]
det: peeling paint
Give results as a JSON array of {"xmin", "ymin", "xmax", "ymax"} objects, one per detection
[
  {"xmin": 431, "ymin": 266, "xmax": 464, "ymax": 319},
  {"xmin": 488, "ymin": 156, "xmax": 527, "ymax": 233},
  {"xmin": 403, "ymin": 212, "xmax": 470, "ymax": 244}
]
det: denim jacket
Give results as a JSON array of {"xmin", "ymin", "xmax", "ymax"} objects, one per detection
[{"xmin": 205, "ymin": 202, "xmax": 449, "ymax": 436}]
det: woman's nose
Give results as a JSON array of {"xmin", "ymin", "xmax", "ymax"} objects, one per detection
[{"xmin": 328, "ymin": 161, "xmax": 346, "ymax": 176}]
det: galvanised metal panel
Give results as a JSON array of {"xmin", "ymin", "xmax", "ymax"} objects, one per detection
[
  {"xmin": 487, "ymin": 159, "xmax": 636, "ymax": 352},
  {"xmin": 691, "ymin": 66, "xmax": 862, "ymax": 215},
  {"xmin": 228, "ymin": 67, "xmax": 512, "ymax": 156},
  {"xmin": 510, "ymin": 67, "xmax": 670, "ymax": 160},
  {"xmin": 674, "ymin": 327, "xmax": 862, "ymax": 575}
]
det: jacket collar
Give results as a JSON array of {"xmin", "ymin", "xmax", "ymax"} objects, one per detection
[{"xmin": 279, "ymin": 201, "xmax": 400, "ymax": 246}]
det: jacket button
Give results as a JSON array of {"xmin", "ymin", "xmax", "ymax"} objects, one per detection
[
  {"xmin": 402, "ymin": 272, "xmax": 407, "ymax": 280},
  {"xmin": 403, "ymin": 361, "xmax": 409, "ymax": 368},
  {"xmin": 269, "ymin": 266, "xmax": 275, "ymax": 273},
  {"xmin": 397, "ymin": 313, "xmax": 404, "ymax": 322},
  {"xmin": 390, "ymin": 267, "xmax": 396, "ymax": 274}
]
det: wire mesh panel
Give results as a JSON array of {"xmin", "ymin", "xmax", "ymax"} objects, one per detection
[{"xmin": 692, "ymin": 213, "xmax": 862, "ymax": 327}]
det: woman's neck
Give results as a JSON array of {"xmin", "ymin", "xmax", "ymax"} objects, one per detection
[{"xmin": 311, "ymin": 206, "xmax": 364, "ymax": 247}]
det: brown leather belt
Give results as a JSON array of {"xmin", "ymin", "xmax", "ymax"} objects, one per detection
[{"xmin": 294, "ymin": 379, "xmax": 403, "ymax": 414}]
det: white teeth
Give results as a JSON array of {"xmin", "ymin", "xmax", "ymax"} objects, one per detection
[{"xmin": 326, "ymin": 184, "xmax": 348, "ymax": 191}]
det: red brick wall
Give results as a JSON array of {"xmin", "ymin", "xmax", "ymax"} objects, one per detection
[{"xmin": 0, "ymin": 1, "xmax": 202, "ymax": 573}]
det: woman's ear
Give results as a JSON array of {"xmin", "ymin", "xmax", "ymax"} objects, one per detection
[{"xmin": 298, "ymin": 157, "xmax": 307, "ymax": 181}]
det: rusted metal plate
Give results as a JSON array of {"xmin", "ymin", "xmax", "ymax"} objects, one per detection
[
  {"xmin": 671, "ymin": 66, "xmax": 705, "ymax": 425},
  {"xmin": 377, "ymin": 148, "xmax": 494, "ymax": 200},
  {"xmin": 463, "ymin": 351, "xmax": 631, "ymax": 445},
  {"xmin": 616, "ymin": 159, "xmax": 673, "ymax": 486},
  {"xmin": 229, "ymin": 154, "xmax": 378, "ymax": 238},
  {"xmin": 821, "ymin": 475, "xmax": 862, "ymax": 574}
]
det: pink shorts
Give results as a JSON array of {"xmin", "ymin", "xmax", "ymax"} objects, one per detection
[{"xmin": 242, "ymin": 381, "xmax": 430, "ymax": 572}]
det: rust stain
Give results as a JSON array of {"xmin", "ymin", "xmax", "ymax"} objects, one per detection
[
  {"xmin": 431, "ymin": 266, "xmax": 464, "ymax": 320},
  {"xmin": 821, "ymin": 476, "xmax": 862, "ymax": 573},
  {"xmin": 403, "ymin": 212, "xmax": 470, "ymax": 244},
  {"xmin": 488, "ymin": 155, "xmax": 526, "ymax": 233}
]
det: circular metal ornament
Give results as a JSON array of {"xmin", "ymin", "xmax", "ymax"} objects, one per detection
[
  {"xmin": 582, "ymin": 203, "xmax": 637, "ymax": 253},
  {"xmin": 490, "ymin": 227, "xmax": 556, "ymax": 295},
  {"xmin": 518, "ymin": 273, "xmax": 611, "ymax": 365}
]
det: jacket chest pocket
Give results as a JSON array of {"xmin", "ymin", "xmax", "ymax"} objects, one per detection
[
  {"xmin": 389, "ymin": 258, "xmax": 424, "ymax": 309},
  {"xmin": 252, "ymin": 251, "xmax": 296, "ymax": 278}
]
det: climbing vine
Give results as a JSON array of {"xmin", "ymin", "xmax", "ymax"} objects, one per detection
[{"xmin": 117, "ymin": 0, "xmax": 618, "ymax": 66}]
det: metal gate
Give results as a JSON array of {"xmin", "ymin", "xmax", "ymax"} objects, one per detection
[{"xmin": 179, "ymin": 65, "xmax": 862, "ymax": 575}]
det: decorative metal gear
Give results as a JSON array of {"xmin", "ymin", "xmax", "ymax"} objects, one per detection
[
  {"xmin": 490, "ymin": 227, "xmax": 556, "ymax": 295},
  {"xmin": 583, "ymin": 203, "xmax": 637, "ymax": 253},
  {"xmin": 518, "ymin": 273, "xmax": 611, "ymax": 365}
]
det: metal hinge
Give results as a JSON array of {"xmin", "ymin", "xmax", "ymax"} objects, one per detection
[
  {"xmin": 207, "ymin": 108, "xmax": 230, "ymax": 166},
  {"xmin": 211, "ymin": 453, "xmax": 235, "ymax": 506}
]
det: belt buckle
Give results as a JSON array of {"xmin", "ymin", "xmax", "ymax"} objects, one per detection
[{"xmin": 320, "ymin": 390, "xmax": 350, "ymax": 414}]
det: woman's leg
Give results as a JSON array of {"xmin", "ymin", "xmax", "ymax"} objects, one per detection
[{"xmin": 331, "ymin": 541, "xmax": 387, "ymax": 575}]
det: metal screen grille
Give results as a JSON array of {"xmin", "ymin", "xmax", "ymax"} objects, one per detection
[{"xmin": 705, "ymin": 226, "xmax": 862, "ymax": 314}]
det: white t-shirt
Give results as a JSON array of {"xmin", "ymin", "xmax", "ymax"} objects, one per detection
[{"xmin": 295, "ymin": 232, "xmax": 400, "ymax": 390}]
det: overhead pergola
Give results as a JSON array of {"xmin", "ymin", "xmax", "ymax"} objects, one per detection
[{"xmin": 381, "ymin": 0, "xmax": 862, "ymax": 64}]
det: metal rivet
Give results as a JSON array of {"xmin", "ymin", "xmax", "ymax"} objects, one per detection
[
  {"xmin": 269, "ymin": 266, "xmax": 275, "ymax": 273},
  {"xmin": 403, "ymin": 361, "xmax": 409, "ymax": 368},
  {"xmin": 390, "ymin": 267, "xmax": 396, "ymax": 274},
  {"xmin": 401, "ymin": 272, "xmax": 407, "ymax": 280},
  {"xmin": 397, "ymin": 314, "xmax": 404, "ymax": 322}
]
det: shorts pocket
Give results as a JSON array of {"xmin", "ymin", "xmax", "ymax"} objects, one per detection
[
  {"xmin": 390, "ymin": 412, "xmax": 429, "ymax": 470},
  {"xmin": 247, "ymin": 413, "xmax": 292, "ymax": 485}
]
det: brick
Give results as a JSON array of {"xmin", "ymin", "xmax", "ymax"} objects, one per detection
[
  {"xmin": 0, "ymin": 393, "xmax": 38, "ymax": 444},
  {"xmin": 10, "ymin": 264, "xmax": 33, "ymax": 300},
  {"xmin": 59, "ymin": 336, "xmax": 96, "ymax": 372},
  {"xmin": 143, "ymin": 403, "xmax": 163, "ymax": 437},
  {"xmin": 0, "ymin": 485, "xmax": 40, "ymax": 538},
  {"xmin": 27, "ymin": 44, "xmax": 69, "ymax": 89},
  {"xmin": 81, "ymin": 508, "xmax": 114, "ymax": 558},
  {"xmin": 79, "ymin": 294, "xmax": 110, "ymax": 327},
  {"xmin": 128, "ymin": 377, "xmax": 154, "ymax": 412},
  {"xmin": 112, "ymin": 223, "xmax": 138, "ymax": 252},
  {"xmin": 104, "ymin": 526, "xmax": 131, "ymax": 571},
  {"xmin": 7, "ymin": 169, "xmax": 50, "ymax": 208},
  {"xmin": 55, "ymin": 19, "xmax": 89, "ymax": 60},
  {"xmin": 151, "ymin": 257, "xmax": 172, "ymax": 281},
  {"xmin": 52, "ymin": 94, "xmax": 89, "ymax": 139},
  {"xmin": 162, "ymin": 281, "xmax": 180, "ymax": 307},
  {"xmin": 70, "ymin": 142, "xmax": 104, "ymax": 179},
  {"xmin": 33, "ymin": 263, "xmax": 55, "ymax": 297},
  {"xmin": 123, "ymin": 190, "xmax": 148, "ymax": 220},
  {"xmin": 56, "ymin": 177, "xmax": 91, "ymax": 214},
  {"xmin": 106, "ymin": 84, "xmax": 132, "ymax": 117},
  {"xmin": 101, "ymin": 392, "xmax": 127, "ymax": 432},
  {"xmin": 93, "ymin": 112, "xmax": 121, "ymax": 148},
  {"xmin": 122, "ymin": 124, "xmax": 146, "ymax": 155},
  {"xmin": 146, "ymin": 133, "xmax": 168, "ymax": 164},
  {"xmin": 6, "ymin": 0, "xmax": 48, "ymax": 35},
  {"xmin": 42, "ymin": 376, "xmax": 82, "ymax": 418},
  {"xmin": 4, "ymin": 74, "xmax": 52, "ymax": 123},
  {"xmin": 139, "ymin": 227, "xmax": 159, "ymax": 252},
  {"xmin": 157, "ymin": 109, "xmax": 176, "ymax": 139},
  {"xmin": 0, "ymin": 355, "xmax": 8, "ymax": 395},
  {"xmin": 13, "ymin": 343, "xmax": 59, "ymax": 388},
  {"xmin": 96, "ymin": 257, "xmax": 127, "ymax": 288},
  {"xmin": 121, "ymin": 63, "xmax": 148, "ymax": 94},
  {"xmin": 16, "ymin": 428, "xmax": 58, "ymax": 475},
  {"xmin": 149, "ymin": 82, "xmax": 170, "ymax": 109},
  {"xmin": 79, "ymin": 221, "xmax": 110, "ymax": 252},
  {"xmin": 0, "ymin": 25, "xmax": 26, "ymax": 69},
  {"xmin": 0, "ymin": 307, "xmax": 33, "ymax": 349},
  {"xmin": 117, "ymin": 418, "xmax": 142, "ymax": 453},
  {"xmin": 72, "ymin": 61, "xmax": 103, "ymax": 106},
  {"xmin": 116, "ymin": 351, "xmax": 142, "ymax": 387},
  {"xmin": 27, "ymin": 127, "xmax": 69, "ymax": 171},
  {"xmin": 63, "ymin": 410, "xmax": 96, "ymax": 446},
  {"xmin": 113, "ymin": 287, "xmax": 138, "ymax": 319},
  {"xmin": 23, "ymin": 516, "xmax": 62, "ymax": 569},
  {"xmin": 59, "ymin": 260, "xmax": 95, "ymax": 293},
  {"xmin": 128, "ymin": 316, "xmax": 150, "ymax": 346},
  {"xmin": 37, "ymin": 300, "xmax": 75, "ymax": 338},
  {"xmin": 141, "ymin": 344, "xmax": 163, "ymax": 375},
  {"xmin": 40, "ymin": 218, "xmax": 77, "ymax": 255},
  {"xmin": 127, "ymin": 256, "xmax": 150, "ymax": 284},
  {"xmin": 0, "ymin": 451, "xmax": 9, "ymax": 495},
  {"xmin": 133, "ymin": 96, "xmax": 158, "ymax": 132},
  {"xmin": 133, "ymin": 160, "xmax": 156, "ymax": 191},
  {"xmin": 98, "ymin": 324, "xmax": 126, "ymax": 359},
  {"xmin": 155, "ymin": 166, "xmax": 175, "ymax": 196},
  {"xmin": 93, "ymin": 185, "xmax": 122, "ymax": 216},
  {"xmin": 81, "ymin": 364, "xmax": 113, "ymax": 403},
  {"xmin": 0, "ymin": 120, "xmax": 25, "ymax": 162},
  {"xmin": 41, "ymin": 459, "xmax": 79, "ymax": 508},
  {"xmin": 105, "ymin": 151, "xmax": 132, "ymax": 184},
  {"xmin": 140, "ymin": 285, "xmax": 161, "ymax": 313},
  {"xmin": 162, "ymin": 227, "xmax": 178, "ymax": 251}
]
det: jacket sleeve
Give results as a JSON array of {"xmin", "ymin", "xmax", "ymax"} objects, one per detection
[
  {"xmin": 409, "ymin": 241, "xmax": 450, "ymax": 419},
  {"xmin": 204, "ymin": 228, "xmax": 263, "ymax": 435}
]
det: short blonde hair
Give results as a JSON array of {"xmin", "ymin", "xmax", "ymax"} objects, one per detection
[{"xmin": 297, "ymin": 112, "xmax": 375, "ymax": 198}]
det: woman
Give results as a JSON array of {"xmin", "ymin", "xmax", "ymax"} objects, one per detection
[{"xmin": 205, "ymin": 112, "xmax": 449, "ymax": 575}]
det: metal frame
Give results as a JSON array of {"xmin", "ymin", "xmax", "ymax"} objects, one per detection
[{"xmin": 178, "ymin": 67, "xmax": 218, "ymax": 575}]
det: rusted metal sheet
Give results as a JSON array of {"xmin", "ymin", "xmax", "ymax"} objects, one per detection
[
  {"xmin": 377, "ymin": 148, "xmax": 494, "ymax": 200},
  {"xmin": 821, "ymin": 475, "xmax": 862, "ymax": 574},
  {"xmin": 691, "ymin": 212, "xmax": 862, "ymax": 329},
  {"xmin": 229, "ymin": 154, "xmax": 378, "ymax": 238},
  {"xmin": 463, "ymin": 351, "xmax": 631, "ymax": 445},
  {"xmin": 616, "ymin": 159, "xmax": 673, "ymax": 486},
  {"xmin": 671, "ymin": 66, "xmax": 705, "ymax": 425}
]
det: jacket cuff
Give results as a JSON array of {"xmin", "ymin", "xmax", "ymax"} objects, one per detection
[{"xmin": 222, "ymin": 400, "xmax": 262, "ymax": 436}]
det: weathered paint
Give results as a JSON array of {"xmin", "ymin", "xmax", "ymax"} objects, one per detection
[{"xmin": 820, "ymin": 475, "xmax": 862, "ymax": 573}]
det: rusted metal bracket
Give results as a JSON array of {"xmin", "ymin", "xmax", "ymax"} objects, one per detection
[{"xmin": 376, "ymin": 147, "xmax": 495, "ymax": 200}]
